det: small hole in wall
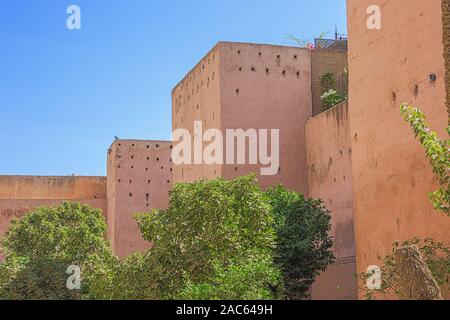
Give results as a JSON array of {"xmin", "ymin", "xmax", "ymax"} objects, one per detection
[
  {"xmin": 147, "ymin": 145, "xmax": 150, "ymax": 149},
  {"xmin": 197, "ymin": 104, "xmax": 199, "ymax": 110},
  {"xmin": 391, "ymin": 91, "xmax": 397, "ymax": 102},
  {"xmin": 129, "ymin": 193, "xmax": 133, "ymax": 198},
  {"xmin": 146, "ymin": 193, "xmax": 150, "ymax": 201},
  {"xmin": 414, "ymin": 84, "xmax": 419, "ymax": 97},
  {"xmin": 238, "ymin": 50, "xmax": 241, "ymax": 54},
  {"xmin": 148, "ymin": 180, "xmax": 151, "ymax": 184},
  {"xmin": 131, "ymin": 155, "xmax": 134, "ymax": 159},
  {"xmin": 118, "ymin": 143, "xmax": 121, "ymax": 147},
  {"xmin": 131, "ymin": 166, "xmax": 134, "ymax": 169},
  {"xmin": 282, "ymin": 70, "xmax": 286, "ymax": 76},
  {"xmin": 266, "ymin": 68, "xmax": 270, "ymax": 74},
  {"xmin": 118, "ymin": 165, "xmax": 121, "ymax": 169},
  {"xmin": 170, "ymin": 145, "xmax": 173, "ymax": 149},
  {"xmin": 118, "ymin": 179, "xmax": 121, "ymax": 183},
  {"xmin": 167, "ymin": 180, "xmax": 170, "ymax": 184},
  {"xmin": 146, "ymin": 204, "xmax": 150, "ymax": 208},
  {"xmin": 157, "ymin": 157, "xmax": 160, "ymax": 162},
  {"xmin": 236, "ymin": 89, "xmax": 240, "ymax": 95},
  {"xmin": 239, "ymin": 67, "xmax": 242, "ymax": 72},
  {"xmin": 170, "ymin": 168, "xmax": 173, "ymax": 172},
  {"xmin": 129, "ymin": 180, "xmax": 133, "ymax": 184},
  {"xmin": 276, "ymin": 55, "xmax": 280, "ymax": 59},
  {"xmin": 161, "ymin": 166, "xmax": 164, "ymax": 170},
  {"xmin": 429, "ymin": 73, "xmax": 437, "ymax": 82},
  {"xmin": 296, "ymin": 71, "xmax": 300, "ymax": 79},
  {"xmin": 212, "ymin": 72, "xmax": 215, "ymax": 80},
  {"xmin": 258, "ymin": 52, "xmax": 262, "ymax": 57},
  {"xmin": 294, "ymin": 54, "xmax": 298, "ymax": 60},
  {"xmin": 251, "ymin": 66, "xmax": 256, "ymax": 72},
  {"xmin": 147, "ymin": 157, "xmax": 150, "ymax": 160},
  {"xmin": 234, "ymin": 166, "xmax": 238, "ymax": 171},
  {"xmin": 132, "ymin": 144, "xmax": 135, "ymax": 147},
  {"xmin": 145, "ymin": 168, "xmax": 149, "ymax": 171}
]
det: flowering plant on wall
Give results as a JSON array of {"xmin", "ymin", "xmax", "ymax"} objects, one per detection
[{"xmin": 400, "ymin": 103, "xmax": 450, "ymax": 216}]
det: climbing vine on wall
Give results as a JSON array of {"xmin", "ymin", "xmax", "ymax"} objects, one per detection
[{"xmin": 400, "ymin": 103, "xmax": 450, "ymax": 216}]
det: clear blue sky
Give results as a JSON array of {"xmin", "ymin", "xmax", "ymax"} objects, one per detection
[{"xmin": 0, "ymin": 0, "xmax": 347, "ymax": 176}]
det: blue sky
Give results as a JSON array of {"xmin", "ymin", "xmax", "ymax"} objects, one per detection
[{"xmin": 0, "ymin": 0, "xmax": 347, "ymax": 176}]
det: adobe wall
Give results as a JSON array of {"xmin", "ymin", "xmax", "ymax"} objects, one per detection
[
  {"xmin": 347, "ymin": 0, "xmax": 450, "ymax": 298},
  {"xmin": 0, "ymin": 176, "xmax": 107, "ymax": 260},
  {"xmin": 306, "ymin": 101, "xmax": 357, "ymax": 300},
  {"xmin": 311, "ymin": 50, "xmax": 348, "ymax": 116},
  {"xmin": 172, "ymin": 44, "xmax": 223, "ymax": 182},
  {"xmin": 107, "ymin": 140, "xmax": 172, "ymax": 258},
  {"xmin": 444, "ymin": 0, "xmax": 450, "ymax": 121},
  {"xmin": 173, "ymin": 42, "xmax": 313, "ymax": 193},
  {"xmin": 219, "ymin": 42, "xmax": 312, "ymax": 193}
]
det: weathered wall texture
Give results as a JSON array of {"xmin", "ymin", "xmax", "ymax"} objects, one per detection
[
  {"xmin": 306, "ymin": 101, "xmax": 357, "ymax": 300},
  {"xmin": 0, "ymin": 176, "xmax": 107, "ymax": 260},
  {"xmin": 172, "ymin": 44, "xmax": 223, "ymax": 182},
  {"xmin": 347, "ymin": 0, "xmax": 450, "ymax": 299},
  {"xmin": 444, "ymin": 0, "xmax": 450, "ymax": 121},
  {"xmin": 107, "ymin": 140, "xmax": 172, "ymax": 258},
  {"xmin": 173, "ymin": 42, "xmax": 312, "ymax": 194},
  {"xmin": 311, "ymin": 50, "xmax": 348, "ymax": 116}
]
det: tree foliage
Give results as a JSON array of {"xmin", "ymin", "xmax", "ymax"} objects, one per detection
[
  {"xmin": 400, "ymin": 103, "xmax": 450, "ymax": 215},
  {"xmin": 0, "ymin": 202, "xmax": 115, "ymax": 300},
  {"xmin": 266, "ymin": 186, "xmax": 335, "ymax": 299},
  {"xmin": 135, "ymin": 175, "xmax": 279, "ymax": 299}
]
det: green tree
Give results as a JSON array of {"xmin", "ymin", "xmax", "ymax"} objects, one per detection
[
  {"xmin": 400, "ymin": 103, "xmax": 450, "ymax": 215},
  {"xmin": 266, "ymin": 186, "xmax": 335, "ymax": 299},
  {"xmin": 0, "ymin": 202, "xmax": 116, "ymax": 300},
  {"xmin": 135, "ymin": 175, "xmax": 280, "ymax": 300}
]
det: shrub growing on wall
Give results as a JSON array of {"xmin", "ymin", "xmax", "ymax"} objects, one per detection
[
  {"xmin": 400, "ymin": 103, "xmax": 450, "ymax": 215},
  {"xmin": 266, "ymin": 186, "xmax": 335, "ymax": 299},
  {"xmin": 0, "ymin": 202, "xmax": 116, "ymax": 300},
  {"xmin": 135, "ymin": 175, "xmax": 281, "ymax": 300}
]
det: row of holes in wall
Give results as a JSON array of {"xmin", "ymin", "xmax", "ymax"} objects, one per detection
[
  {"xmin": 175, "ymin": 50, "xmax": 303, "ymax": 105},
  {"xmin": 176, "ymin": 66, "xmax": 303, "ymax": 107},
  {"xmin": 177, "ymin": 52, "xmax": 216, "ymax": 94},
  {"xmin": 175, "ymin": 71, "xmax": 216, "ymax": 108},
  {"xmin": 117, "ymin": 143, "xmax": 172, "ymax": 149}
]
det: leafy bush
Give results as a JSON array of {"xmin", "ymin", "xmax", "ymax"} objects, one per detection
[
  {"xmin": 135, "ymin": 175, "xmax": 279, "ymax": 299},
  {"xmin": 176, "ymin": 250, "xmax": 281, "ymax": 300},
  {"xmin": 266, "ymin": 186, "xmax": 335, "ymax": 299},
  {"xmin": 400, "ymin": 103, "xmax": 450, "ymax": 215},
  {"xmin": 0, "ymin": 202, "xmax": 115, "ymax": 300},
  {"xmin": 359, "ymin": 238, "xmax": 450, "ymax": 300},
  {"xmin": 319, "ymin": 73, "xmax": 337, "ymax": 94},
  {"xmin": 320, "ymin": 89, "xmax": 347, "ymax": 110}
]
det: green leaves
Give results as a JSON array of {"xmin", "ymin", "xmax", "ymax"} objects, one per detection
[
  {"xmin": 266, "ymin": 185, "xmax": 335, "ymax": 299},
  {"xmin": 0, "ymin": 202, "xmax": 115, "ymax": 300},
  {"xmin": 320, "ymin": 89, "xmax": 347, "ymax": 110},
  {"xmin": 400, "ymin": 103, "xmax": 450, "ymax": 215},
  {"xmin": 135, "ymin": 175, "xmax": 279, "ymax": 300}
]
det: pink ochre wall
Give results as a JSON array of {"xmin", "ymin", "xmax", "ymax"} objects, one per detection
[
  {"xmin": 172, "ymin": 42, "xmax": 312, "ymax": 194},
  {"xmin": 0, "ymin": 176, "xmax": 107, "ymax": 260},
  {"xmin": 107, "ymin": 140, "xmax": 173, "ymax": 258},
  {"xmin": 306, "ymin": 101, "xmax": 357, "ymax": 300},
  {"xmin": 347, "ymin": 0, "xmax": 450, "ymax": 299}
]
